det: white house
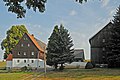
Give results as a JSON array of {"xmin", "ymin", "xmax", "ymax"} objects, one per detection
[{"xmin": 6, "ymin": 33, "xmax": 46, "ymax": 69}]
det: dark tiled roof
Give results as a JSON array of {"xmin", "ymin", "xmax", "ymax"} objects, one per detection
[{"xmin": 27, "ymin": 33, "xmax": 46, "ymax": 52}]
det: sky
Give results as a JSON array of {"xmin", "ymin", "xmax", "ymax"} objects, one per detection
[{"xmin": 0, "ymin": 0, "xmax": 120, "ymax": 60}]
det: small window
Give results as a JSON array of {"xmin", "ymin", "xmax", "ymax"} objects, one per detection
[
  {"xmin": 24, "ymin": 60, "xmax": 26, "ymax": 63},
  {"xmin": 31, "ymin": 60, "xmax": 34, "ymax": 63},
  {"xmin": 28, "ymin": 44, "xmax": 30, "ymax": 47},
  {"xmin": 18, "ymin": 52, "xmax": 20, "ymax": 55},
  {"xmin": 17, "ymin": 60, "xmax": 20, "ymax": 63},
  {"xmin": 23, "ymin": 52, "xmax": 26, "ymax": 55},
  {"xmin": 103, "ymin": 47, "xmax": 105, "ymax": 51},
  {"xmin": 103, "ymin": 39, "xmax": 105, "ymax": 42},
  {"xmin": 21, "ymin": 44, "xmax": 23, "ymax": 47},
  {"xmin": 31, "ymin": 52, "xmax": 34, "ymax": 55},
  {"xmin": 24, "ymin": 38, "xmax": 27, "ymax": 40}
]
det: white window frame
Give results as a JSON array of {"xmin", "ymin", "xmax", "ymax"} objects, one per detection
[
  {"xmin": 17, "ymin": 60, "xmax": 20, "ymax": 63},
  {"xmin": 18, "ymin": 52, "xmax": 20, "ymax": 55},
  {"xmin": 31, "ymin": 52, "xmax": 34, "ymax": 55},
  {"xmin": 31, "ymin": 60, "xmax": 34, "ymax": 63},
  {"xmin": 28, "ymin": 44, "xmax": 30, "ymax": 47},
  {"xmin": 21, "ymin": 44, "xmax": 23, "ymax": 47},
  {"xmin": 23, "ymin": 52, "xmax": 26, "ymax": 55},
  {"xmin": 24, "ymin": 60, "xmax": 26, "ymax": 63}
]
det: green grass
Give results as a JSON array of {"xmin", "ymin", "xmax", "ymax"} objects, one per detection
[
  {"xmin": 0, "ymin": 61, "xmax": 6, "ymax": 68},
  {"xmin": 0, "ymin": 61, "xmax": 120, "ymax": 80}
]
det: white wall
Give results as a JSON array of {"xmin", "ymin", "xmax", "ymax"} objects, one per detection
[
  {"xmin": 6, "ymin": 61, "xmax": 12, "ymax": 68},
  {"xmin": 13, "ymin": 58, "xmax": 44, "ymax": 68}
]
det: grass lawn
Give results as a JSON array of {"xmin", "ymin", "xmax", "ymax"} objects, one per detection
[
  {"xmin": 0, "ymin": 61, "xmax": 6, "ymax": 68},
  {"xmin": 0, "ymin": 61, "xmax": 120, "ymax": 80},
  {"xmin": 24, "ymin": 68, "xmax": 120, "ymax": 80}
]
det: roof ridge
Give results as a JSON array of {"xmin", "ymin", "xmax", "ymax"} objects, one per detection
[{"xmin": 26, "ymin": 33, "xmax": 45, "ymax": 52}]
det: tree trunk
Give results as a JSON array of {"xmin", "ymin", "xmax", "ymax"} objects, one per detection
[
  {"xmin": 54, "ymin": 63, "xmax": 58, "ymax": 70},
  {"xmin": 59, "ymin": 64, "xmax": 64, "ymax": 70}
]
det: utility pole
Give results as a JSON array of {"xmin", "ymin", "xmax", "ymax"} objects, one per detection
[{"xmin": 44, "ymin": 46, "xmax": 47, "ymax": 77}]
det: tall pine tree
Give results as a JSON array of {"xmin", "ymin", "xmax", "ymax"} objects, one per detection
[
  {"xmin": 107, "ymin": 6, "xmax": 120, "ymax": 68},
  {"xmin": 46, "ymin": 24, "xmax": 74, "ymax": 70}
]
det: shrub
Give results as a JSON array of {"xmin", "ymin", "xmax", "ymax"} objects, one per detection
[
  {"xmin": 21, "ymin": 66, "xmax": 27, "ymax": 71},
  {"xmin": 85, "ymin": 62, "xmax": 93, "ymax": 69}
]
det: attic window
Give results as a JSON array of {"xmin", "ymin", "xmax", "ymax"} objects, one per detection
[
  {"xmin": 31, "ymin": 52, "xmax": 34, "ymax": 55},
  {"xmin": 18, "ymin": 52, "xmax": 20, "ymax": 55},
  {"xmin": 21, "ymin": 44, "xmax": 23, "ymax": 47},
  {"xmin": 28, "ymin": 44, "xmax": 30, "ymax": 47},
  {"xmin": 24, "ymin": 38, "xmax": 27, "ymax": 40}
]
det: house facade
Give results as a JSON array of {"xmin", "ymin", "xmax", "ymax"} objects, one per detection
[
  {"xmin": 74, "ymin": 49, "xmax": 85, "ymax": 62},
  {"xmin": 6, "ymin": 33, "xmax": 46, "ymax": 69},
  {"xmin": 89, "ymin": 22, "xmax": 113, "ymax": 65}
]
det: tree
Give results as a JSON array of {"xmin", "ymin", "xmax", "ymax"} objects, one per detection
[
  {"xmin": 106, "ymin": 6, "xmax": 120, "ymax": 68},
  {"xmin": 3, "ymin": 0, "xmax": 87, "ymax": 18},
  {"xmin": 1, "ymin": 25, "xmax": 28, "ymax": 59},
  {"xmin": 46, "ymin": 24, "xmax": 74, "ymax": 70}
]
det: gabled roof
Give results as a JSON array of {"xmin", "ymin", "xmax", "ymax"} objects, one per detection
[
  {"xmin": 89, "ymin": 22, "xmax": 113, "ymax": 42},
  {"xmin": 6, "ymin": 54, "xmax": 13, "ymax": 61},
  {"xmin": 26, "ymin": 33, "xmax": 46, "ymax": 52}
]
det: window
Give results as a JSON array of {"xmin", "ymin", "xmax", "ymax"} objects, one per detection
[
  {"xmin": 31, "ymin": 52, "xmax": 34, "ymax": 55},
  {"xmin": 18, "ymin": 52, "xmax": 20, "ymax": 55},
  {"xmin": 24, "ymin": 60, "xmax": 26, "ymax": 63},
  {"xmin": 17, "ymin": 60, "xmax": 20, "ymax": 63},
  {"xmin": 103, "ymin": 47, "xmax": 105, "ymax": 51},
  {"xmin": 31, "ymin": 60, "xmax": 34, "ymax": 63},
  {"xmin": 21, "ymin": 44, "xmax": 23, "ymax": 47},
  {"xmin": 28, "ymin": 44, "xmax": 30, "ymax": 47},
  {"xmin": 23, "ymin": 52, "xmax": 26, "ymax": 55},
  {"xmin": 24, "ymin": 38, "xmax": 28, "ymax": 40},
  {"xmin": 102, "ymin": 39, "xmax": 105, "ymax": 42}
]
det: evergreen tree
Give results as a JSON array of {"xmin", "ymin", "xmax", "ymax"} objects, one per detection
[
  {"xmin": 106, "ymin": 6, "xmax": 120, "ymax": 68},
  {"xmin": 46, "ymin": 24, "xmax": 74, "ymax": 70},
  {"xmin": 1, "ymin": 25, "xmax": 28, "ymax": 59}
]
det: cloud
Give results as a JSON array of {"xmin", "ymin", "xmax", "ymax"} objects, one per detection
[
  {"xmin": 69, "ymin": 10, "xmax": 77, "ymax": 16},
  {"xmin": 101, "ymin": 0, "xmax": 110, "ymax": 7},
  {"xmin": 109, "ymin": 9, "xmax": 116, "ymax": 17}
]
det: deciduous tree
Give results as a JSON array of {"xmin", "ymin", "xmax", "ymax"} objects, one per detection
[
  {"xmin": 1, "ymin": 25, "xmax": 28, "ymax": 59},
  {"xmin": 3, "ymin": 0, "xmax": 87, "ymax": 18}
]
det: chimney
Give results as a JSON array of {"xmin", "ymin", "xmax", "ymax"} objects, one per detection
[{"xmin": 31, "ymin": 34, "xmax": 34, "ymax": 37}]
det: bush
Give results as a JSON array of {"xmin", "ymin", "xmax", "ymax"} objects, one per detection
[
  {"xmin": 85, "ymin": 62, "xmax": 93, "ymax": 69},
  {"xmin": 21, "ymin": 66, "xmax": 27, "ymax": 71}
]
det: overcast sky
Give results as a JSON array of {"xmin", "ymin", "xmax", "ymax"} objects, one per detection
[{"xmin": 0, "ymin": 0, "xmax": 120, "ymax": 60}]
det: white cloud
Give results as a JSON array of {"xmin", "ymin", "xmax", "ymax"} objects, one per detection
[
  {"xmin": 101, "ymin": 0, "xmax": 110, "ymax": 7},
  {"xmin": 69, "ymin": 10, "xmax": 77, "ymax": 16},
  {"xmin": 109, "ymin": 9, "xmax": 116, "ymax": 17}
]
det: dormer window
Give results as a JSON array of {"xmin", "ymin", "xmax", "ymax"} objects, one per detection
[
  {"xmin": 18, "ymin": 52, "xmax": 20, "ymax": 55},
  {"xmin": 28, "ymin": 44, "xmax": 30, "ymax": 47},
  {"xmin": 21, "ymin": 44, "xmax": 23, "ymax": 47},
  {"xmin": 23, "ymin": 52, "xmax": 26, "ymax": 55},
  {"xmin": 31, "ymin": 52, "xmax": 34, "ymax": 55}
]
